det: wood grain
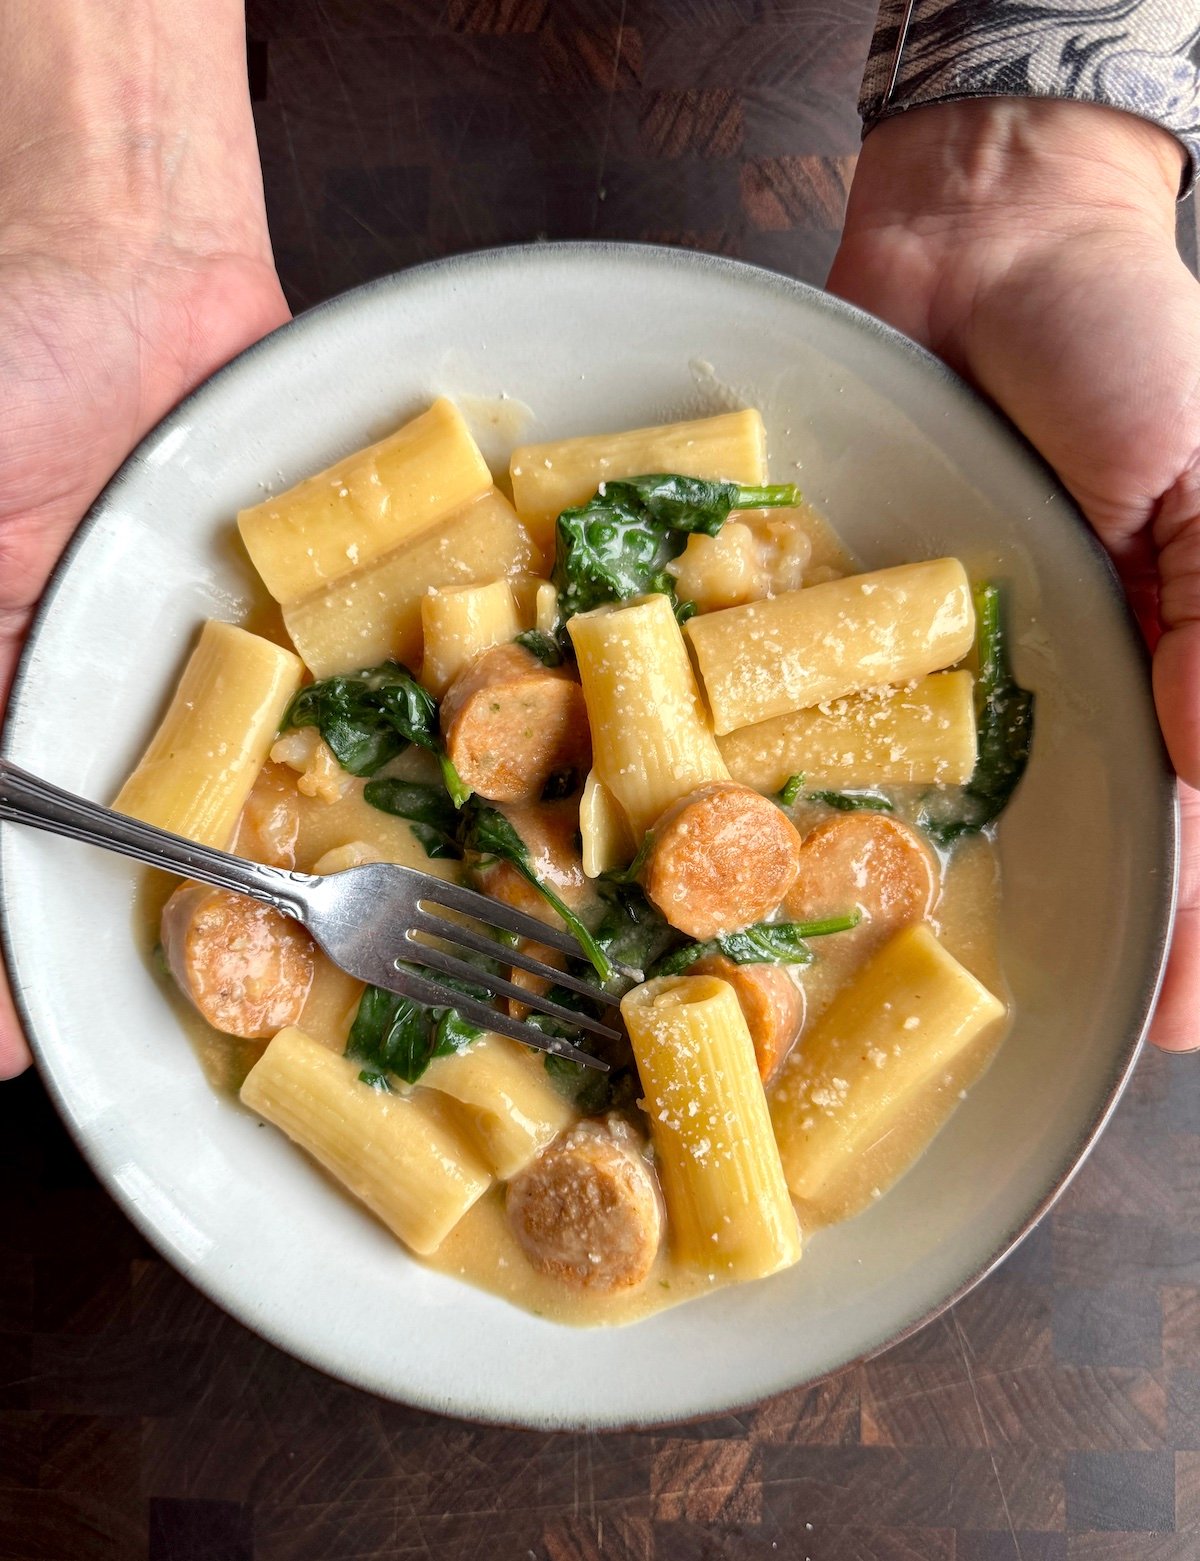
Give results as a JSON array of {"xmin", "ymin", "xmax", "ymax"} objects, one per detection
[{"xmin": 4, "ymin": 2, "xmax": 1200, "ymax": 1557}]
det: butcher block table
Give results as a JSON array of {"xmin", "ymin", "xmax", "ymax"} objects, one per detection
[{"xmin": 4, "ymin": 2, "xmax": 1200, "ymax": 1557}]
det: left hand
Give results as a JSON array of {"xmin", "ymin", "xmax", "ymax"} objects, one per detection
[{"xmin": 828, "ymin": 98, "xmax": 1200, "ymax": 1050}]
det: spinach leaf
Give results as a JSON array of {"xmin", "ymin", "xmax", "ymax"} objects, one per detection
[
  {"xmin": 805, "ymin": 789, "xmax": 894, "ymax": 813},
  {"xmin": 530, "ymin": 985, "xmax": 640, "ymax": 1113},
  {"xmin": 283, "ymin": 661, "xmax": 469, "ymax": 805},
  {"xmin": 590, "ymin": 877, "xmax": 684, "ymax": 980},
  {"xmin": 345, "ymin": 981, "xmax": 481, "ymax": 1087},
  {"xmin": 514, "ymin": 629, "xmax": 563, "ymax": 667},
  {"xmin": 553, "ymin": 474, "xmax": 801, "ymax": 620},
  {"xmin": 362, "ymin": 778, "xmax": 462, "ymax": 858},
  {"xmin": 776, "ymin": 772, "xmax": 892, "ymax": 812},
  {"xmin": 776, "ymin": 773, "xmax": 806, "ymax": 806},
  {"xmin": 600, "ymin": 832, "xmax": 654, "ymax": 887},
  {"xmin": 544, "ymin": 1050, "xmax": 640, "ymax": 1116},
  {"xmin": 917, "ymin": 582, "xmax": 1035, "ymax": 847},
  {"xmin": 464, "ymin": 805, "xmax": 613, "ymax": 982},
  {"xmin": 649, "ymin": 911, "xmax": 860, "ymax": 977}
]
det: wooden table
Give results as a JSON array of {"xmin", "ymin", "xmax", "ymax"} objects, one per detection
[{"xmin": 4, "ymin": 3, "xmax": 1200, "ymax": 1556}]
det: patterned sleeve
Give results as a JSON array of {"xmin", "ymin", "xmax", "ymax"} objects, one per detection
[{"xmin": 861, "ymin": 1, "xmax": 1200, "ymax": 182}]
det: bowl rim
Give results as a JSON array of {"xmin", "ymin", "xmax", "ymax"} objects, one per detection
[{"xmin": 0, "ymin": 240, "xmax": 1179, "ymax": 1430}]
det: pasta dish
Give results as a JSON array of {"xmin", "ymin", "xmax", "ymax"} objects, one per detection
[{"xmin": 113, "ymin": 398, "xmax": 1031, "ymax": 1325}]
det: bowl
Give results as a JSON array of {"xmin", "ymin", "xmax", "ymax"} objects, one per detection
[{"xmin": 0, "ymin": 243, "xmax": 1176, "ymax": 1428}]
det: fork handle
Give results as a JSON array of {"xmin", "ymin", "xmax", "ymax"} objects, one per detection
[{"xmin": 0, "ymin": 759, "xmax": 317, "ymax": 918}]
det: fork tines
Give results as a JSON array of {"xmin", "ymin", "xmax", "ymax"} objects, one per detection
[
  {"xmin": 419, "ymin": 878, "xmax": 585, "ymax": 961},
  {"xmin": 409, "ymin": 904, "xmax": 618, "ymax": 1009},
  {"xmin": 382, "ymin": 963, "xmax": 613, "ymax": 1071}
]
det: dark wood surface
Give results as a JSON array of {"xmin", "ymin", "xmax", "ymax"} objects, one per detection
[{"xmin": 4, "ymin": 3, "xmax": 1200, "ymax": 1557}]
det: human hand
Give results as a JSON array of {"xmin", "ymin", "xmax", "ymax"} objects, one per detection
[
  {"xmin": 0, "ymin": 0, "xmax": 290, "ymax": 1077},
  {"xmin": 828, "ymin": 98, "xmax": 1199, "ymax": 1050}
]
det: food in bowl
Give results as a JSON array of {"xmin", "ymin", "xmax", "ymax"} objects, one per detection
[{"xmin": 111, "ymin": 396, "xmax": 1031, "ymax": 1326}]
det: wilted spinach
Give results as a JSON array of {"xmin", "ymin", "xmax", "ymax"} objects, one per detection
[
  {"xmin": 346, "ymin": 981, "xmax": 482, "ymax": 1087},
  {"xmin": 283, "ymin": 661, "xmax": 469, "ymax": 805},
  {"xmin": 553, "ymin": 473, "xmax": 801, "ymax": 621},
  {"xmin": 463, "ymin": 805, "xmax": 612, "ymax": 982},
  {"xmin": 514, "ymin": 629, "xmax": 564, "ymax": 667},
  {"xmin": 917, "ymin": 582, "xmax": 1034, "ymax": 846},
  {"xmin": 775, "ymin": 772, "xmax": 892, "ymax": 813},
  {"xmin": 805, "ymin": 790, "xmax": 894, "ymax": 814},
  {"xmin": 648, "ymin": 911, "xmax": 860, "ymax": 977},
  {"xmin": 775, "ymin": 773, "xmax": 806, "ymax": 806},
  {"xmin": 362, "ymin": 778, "xmax": 460, "ymax": 858}
]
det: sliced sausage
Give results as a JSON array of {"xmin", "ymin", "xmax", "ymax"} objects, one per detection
[
  {"xmin": 784, "ymin": 812, "xmax": 939, "ymax": 942},
  {"xmin": 690, "ymin": 955, "xmax": 806, "ymax": 1083},
  {"xmin": 440, "ymin": 642, "xmax": 591, "ymax": 804},
  {"xmin": 506, "ymin": 1119, "xmax": 663, "ymax": 1292},
  {"xmin": 643, "ymin": 781, "xmax": 803, "ymax": 940},
  {"xmin": 160, "ymin": 882, "xmax": 315, "ymax": 1039}
]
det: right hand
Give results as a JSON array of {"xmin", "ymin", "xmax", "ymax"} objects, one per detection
[
  {"xmin": 829, "ymin": 100, "xmax": 1200, "ymax": 1050},
  {"xmin": 0, "ymin": 0, "xmax": 290, "ymax": 1077}
]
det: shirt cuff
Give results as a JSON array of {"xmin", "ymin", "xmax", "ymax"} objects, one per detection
[{"xmin": 860, "ymin": 0, "xmax": 1200, "ymax": 194}]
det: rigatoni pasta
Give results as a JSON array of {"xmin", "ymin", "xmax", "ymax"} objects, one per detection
[
  {"xmin": 238, "ymin": 398, "xmax": 492, "ymax": 606},
  {"xmin": 510, "ymin": 408, "xmax": 768, "ymax": 556},
  {"xmin": 241, "ymin": 1026, "xmax": 492, "ymax": 1255},
  {"xmin": 420, "ymin": 1034, "xmax": 574, "ymax": 1179},
  {"xmin": 622, "ymin": 975, "xmax": 801, "ymax": 1281},
  {"xmin": 419, "ymin": 579, "xmax": 523, "ymax": 697},
  {"xmin": 579, "ymin": 770, "xmax": 636, "ymax": 878},
  {"xmin": 127, "ymin": 394, "xmax": 1029, "ymax": 1330},
  {"xmin": 717, "ymin": 671, "xmax": 978, "ymax": 792},
  {"xmin": 114, "ymin": 620, "xmax": 302, "ymax": 848},
  {"xmin": 770, "ymin": 924, "xmax": 1006, "ymax": 1217},
  {"xmin": 686, "ymin": 558, "xmax": 975, "ymax": 734},
  {"xmin": 283, "ymin": 489, "xmax": 536, "ymax": 677},
  {"xmin": 568, "ymin": 593, "xmax": 730, "ymax": 837}
]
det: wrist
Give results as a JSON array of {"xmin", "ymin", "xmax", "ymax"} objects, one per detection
[
  {"xmin": 0, "ymin": 0, "xmax": 270, "ymax": 264},
  {"xmin": 848, "ymin": 99, "xmax": 1184, "ymax": 244}
]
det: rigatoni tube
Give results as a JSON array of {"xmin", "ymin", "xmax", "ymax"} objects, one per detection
[
  {"xmin": 419, "ymin": 579, "xmax": 522, "ymax": 697},
  {"xmin": 420, "ymin": 1035, "xmax": 574, "ymax": 1180},
  {"xmin": 686, "ymin": 558, "xmax": 975, "ymax": 734},
  {"xmin": 238, "ymin": 398, "xmax": 492, "ymax": 606},
  {"xmin": 509, "ymin": 409, "xmax": 769, "ymax": 558},
  {"xmin": 622, "ymin": 975, "xmax": 801, "ymax": 1282},
  {"xmin": 113, "ymin": 620, "xmax": 302, "ymax": 849},
  {"xmin": 718, "ymin": 670, "xmax": 978, "ymax": 792},
  {"xmin": 283, "ymin": 489, "xmax": 536, "ymax": 678},
  {"xmin": 241, "ymin": 1026, "xmax": 491, "ymax": 1255},
  {"xmin": 568, "ymin": 593, "xmax": 730, "ymax": 838},
  {"xmin": 770, "ymin": 923, "xmax": 1006, "ymax": 1213}
]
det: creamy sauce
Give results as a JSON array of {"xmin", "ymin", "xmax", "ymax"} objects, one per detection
[
  {"xmin": 139, "ymin": 718, "xmax": 1009, "ymax": 1330},
  {"xmin": 132, "ymin": 453, "xmax": 1011, "ymax": 1329},
  {"xmin": 417, "ymin": 826, "xmax": 1008, "ymax": 1326}
]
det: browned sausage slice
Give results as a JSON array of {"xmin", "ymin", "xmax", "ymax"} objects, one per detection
[
  {"xmin": 643, "ymin": 781, "xmax": 803, "ymax": 940},
  {"xmin": 784, "ymin": 812, "xmax": 938, "ymax": 942},
  {"xmin": 440, "ymin": 642, "xmax": 591, "ymax": 803},
  {"xmin": 690, "ymin": 954, "xmax": 806, "ymax": 1082},
  {"xmin": 160, "ymin": 883, "xmax": 315, "ymax": 1039},
  {"xmin": 506, "ymin": 1119, "xmax": 663, "ymax": 1292}
]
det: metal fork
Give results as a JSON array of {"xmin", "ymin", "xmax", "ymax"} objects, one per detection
[{"xmin": 0, "ymin": 759, "xmax": 615, "ymax": 1071}]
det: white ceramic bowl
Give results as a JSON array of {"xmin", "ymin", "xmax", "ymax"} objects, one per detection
[{"xmin": 0, "ymin": 245, "xmax": 1176, "ymax": 1428}]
